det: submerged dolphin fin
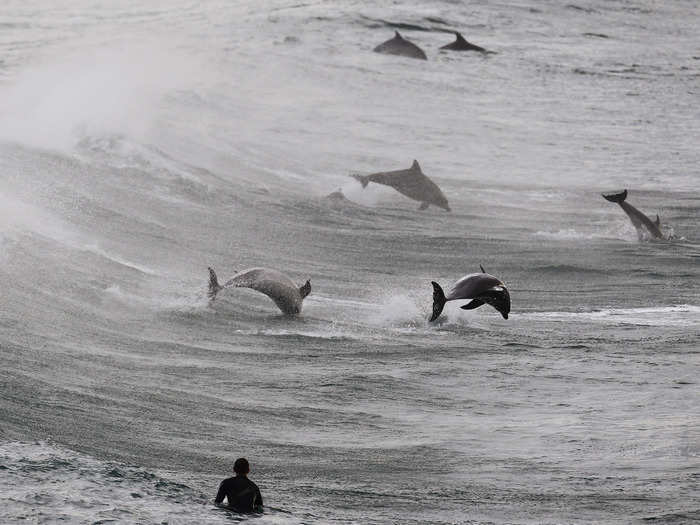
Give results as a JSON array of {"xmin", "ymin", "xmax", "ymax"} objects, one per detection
[
  {"xmin": 429, "ymin": 281, "xmax": 447, "ymax": 322},
  {"xmin": 208, "ymin": 267, "xmax": 223, "ymax": 300},
  {"xmin": 460, "ymin": 299, "xmax": 485, "ymax": 310},
  {"xmin": 602, "ymin": 189, "xmax": 628, "ymax": 203},
  {"xmin": 418, "ymin": 201, "xmax": 429, "ymax": 210},
  {"xmin": 351, "ymin": 174, "xmax": 369, "ymax": 188}
]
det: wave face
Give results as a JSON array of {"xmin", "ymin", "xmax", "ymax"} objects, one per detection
[{"xmin": 1, "ymin": 1, "xmax": 699, "ymax": 523}]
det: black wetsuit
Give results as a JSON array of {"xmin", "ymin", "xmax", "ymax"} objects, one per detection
[{"xmin": 214, "ymin": 475, "xmax": 263, "ymax": 513}]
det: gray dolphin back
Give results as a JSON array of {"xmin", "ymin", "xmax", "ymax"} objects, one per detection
[
  {"xmin": 446, "ymin": 273, "xmax": 501, "ymax": 300},
  {"xmin": 373, "ymin": 31, "xmax": 428, "ymax": 60}
]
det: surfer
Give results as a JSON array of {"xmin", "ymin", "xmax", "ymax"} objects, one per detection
[{"xmin": 214, "ymin": 458, "xmax": 264, "ymax": 513}]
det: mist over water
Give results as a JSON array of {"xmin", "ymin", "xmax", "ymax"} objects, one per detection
[{"xmin": 1, "ymin": 1, "xmax": 699, "ymax": 524}]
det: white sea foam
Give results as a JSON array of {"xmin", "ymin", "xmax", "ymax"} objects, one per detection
[
  {"xmin": 85, "ymin": 243, "xmax": 157, "ymax": 275},
  {"xmin": 103, "ymin": 277, "xmax": 211, "ymax": 315},
  {"xmin": 534, "ymin": 228, "xmax": 602, "ymax": 240},
  {"xmin": 367, "ymin": 292, "xmax": 428, "ymax": 327},
  {"xmin": 0, "ymin": 192, "xmax": 76, "ymax": 243},
  {"xmin": 0, "ymin": 441, "xmax": 302, "ymax": 525},
  {"xmin": 523, "ymin": 305, "xmax": 700, "ymax": 327},
  {"xmin": 0, "ymin": 39, "xmax": 206, "ymax": 154}
]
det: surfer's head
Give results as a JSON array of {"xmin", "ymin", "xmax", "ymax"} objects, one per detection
[{"xmin": 233, "ymin": 458, "xmax": 250, "ymax": 476}]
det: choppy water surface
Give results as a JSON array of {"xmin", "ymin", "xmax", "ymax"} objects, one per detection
[{"xmin": 1, "ymin": 1, "xmax": 698, "ymax": 523}]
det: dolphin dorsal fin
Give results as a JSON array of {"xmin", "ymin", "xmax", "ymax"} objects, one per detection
[
  {"xmin": 655, "ymin": 214, "xmax": 660, "ymax": 227},
  {"xmin": 411, "ymin": 159, "xmax": 421, "ymax": 172},
  {"xmin": 480, "ymin": 264, "xmax": 486, "ymax": 273},
  {"xmin": 455, "ymin": 32, "xmax": 467, "ymax": 44},
  {"xmin": 394, "ymin": 31, "xmax": 402, "ymax": 39}
]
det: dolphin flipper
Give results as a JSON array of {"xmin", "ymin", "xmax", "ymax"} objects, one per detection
[{"xmin": 460, "ymin": 299, "xmax": 485, "ymax": 310}]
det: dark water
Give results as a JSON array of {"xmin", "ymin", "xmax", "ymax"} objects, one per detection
[{"xmin": 1, "ymin": 1, "xmax": 699, "ymax": 523}]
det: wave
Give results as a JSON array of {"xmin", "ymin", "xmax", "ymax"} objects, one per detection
[
  {"xmin": 531, "ymin": 263, "xmax": 602, "ymax": 274},
  {"xmin": 0, "ymin": 441, "xmax": 304, "ymax": 524},
  {"xmin": 86, "ymin": 244, "xmax": 157, "ymax": 275},
  {"xmin": 356, "ymin": 15, "xmax": 460, "ymax": 34},
  {"xmin": 533, "ymin": 228, "xmax": 604, "ymax": 240},
  {"xmin": 0, "ymin": 38, "xmax": 207, "ymax": 154},
  {"xmin": 0, "ymin": 441, "xmax": 208, "ymax": 524},
  {"xmin": 521, "ymin": 305, "xmax": 700, "ymax": 327}
]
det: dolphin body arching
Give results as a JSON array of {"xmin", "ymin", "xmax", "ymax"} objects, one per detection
[
  {"xmin": 429, "ymin": 266, "xmax": 510, "ymax": 322},
  {"xmin": 352, "ymin": 160, "xmax": 450, "ymax": 211},
  {"xmin": 373, "ymin": 31, "xmax": 427, "ymax": 60},
  {"xmin": 602, "ymin": 189, "xmax": 664, "ymax": 240},
  {"xmin": 208, "ymin": 267, "xmax": 311, "ymax": 315},
  {"xmin": 440, "ymin": 32, "xmax": 487, "ymax": 53}
]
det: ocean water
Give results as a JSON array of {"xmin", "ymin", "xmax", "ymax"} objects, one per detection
[{"xmin": 1, "ymin": 1, "xmax": 698, "ymax": 523}]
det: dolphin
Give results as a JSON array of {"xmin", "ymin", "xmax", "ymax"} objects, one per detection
[
  {"xmin": 430, "ymin": 265, "xmax": 510, "ymax": 322},
  {"xmin": 602, "ymin": 189, "xmax": 664, "ymax": 240},
  {"xmin": 373, "ymin": 31, "xmax": 428, "ymax": 60},
  {"xmin": 351, "ymin": 160, "xmax": 450, "ymax": 211},
  {"xmin": 208, "ymin": 267, "xmax": 311, "ymax": 315},
  {"xmin": 440, "ymin": 32, "xmax": 487, "ymax": 53}
]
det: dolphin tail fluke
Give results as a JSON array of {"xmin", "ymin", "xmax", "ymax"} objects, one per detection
[
  {"xmin": 299, "ymin": 279, "xmax": 311, "ymax": 299},
  {"xmin": 602, "ymin": 189, "xmax": 628, "ymax": 203},
  {"xmin": 352, "ymin": 174, "xmax": 369, "ymax": 188},
  {"xmin": 208, "ymin": 267, "xmax": 223, "ymax": 300},
  {"xmin": 429, "ymin": 281, "xmax": 447, "ymax": 322}
]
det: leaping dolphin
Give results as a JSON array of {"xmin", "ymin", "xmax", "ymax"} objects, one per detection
[
  {"xmin": 602, "ymin": 189, "xmax": 664, "ymax": 240},
  {"xmin": 351, "ymin": 160, "xmax": 450, "ymax": 211},
  {"xmin": 208, "ymin": 267, "xmax": 311, "ymax": 315},
  {"xmin": 440, "ymin": 32, "xmax": 487, "ymax": 53},
  {"xmin": 373, "ymin": 31, "xmax": 428, "ymax": 60},
  {"xmin": 430, "ymin": 266, "xmax": 510, "ymax": 322}
]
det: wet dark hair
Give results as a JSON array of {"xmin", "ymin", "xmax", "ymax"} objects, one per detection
[{"xmin": 233, "ymin": 458, "xmax": 250, "ymax": 475}]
